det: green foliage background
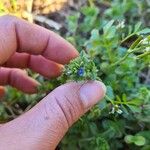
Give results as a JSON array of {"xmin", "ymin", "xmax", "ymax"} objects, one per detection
[{"xmin": 0, "ymin": 0, "xmax": 150, "ymax": 150}]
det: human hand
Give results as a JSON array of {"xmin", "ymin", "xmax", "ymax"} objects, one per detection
[
  {"xmin": 0, "ymin": 15, "xmax": 79, "ymax": 94},
  {"xmin": 0, "ymin": 15, "xmax": 106, "ymax": 150}
]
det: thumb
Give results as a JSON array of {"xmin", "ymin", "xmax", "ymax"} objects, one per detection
[{"xmin": 0, "ymin": 81, "xmax": 106, "ymax": 150}]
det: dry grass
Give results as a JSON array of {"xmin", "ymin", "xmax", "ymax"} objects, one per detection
[{"xmin": 0, "ymin": 0, "xmax": 68, "ymax": 22}]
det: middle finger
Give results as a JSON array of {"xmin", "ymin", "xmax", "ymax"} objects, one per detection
[{"xmin": 3, "ymin": 52, "xmax": 64, "ymax": 78}]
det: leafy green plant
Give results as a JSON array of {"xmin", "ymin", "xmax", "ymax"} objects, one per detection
[
  {"xmin": 60, "ymin": 1, "xmax": 150, "ymax": 149},
  {"xmin": 0, "ymin": 0, "xmax": 150, "ymax": 149},
  {"xmin": 61, "ymin": 51, "xmax": 99, "ymax": 82}
]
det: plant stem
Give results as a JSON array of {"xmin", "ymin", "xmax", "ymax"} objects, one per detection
[
  {"xmin": 137, "ymin": 51, "xmax": 150, "ymax": 58},
  {"xmin": 110, "ymin": 44, "xmax": 149, "ymax": 67},
  {"xmin": 121, "ymin": 33, "xmax": 136, "ymax": 44},
  {"xmin": 110, "ymin": 52, "xmax": 130, "ymax": 67},
  {"xmin": 105, "ymin": 95, "xmax": 114, "ymax": 104},
  {"xmin": 114, "ymin": 101, "xmax": 127, "ymax": 105},
  {"xmin": 80, "ymin": 137, "xmax": 94, "ymax": 142},
  {"xmin": 111, "ymin": 36, "xmax": 144, "ymax": 67},
  {"xmin": 3, "ymin": 102, "xmax": 16, "ymax": 118}
]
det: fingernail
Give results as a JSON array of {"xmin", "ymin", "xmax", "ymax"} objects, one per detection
[{"xmin": 80, "ymin": 81, "xmax": 106, "ymax": 109}]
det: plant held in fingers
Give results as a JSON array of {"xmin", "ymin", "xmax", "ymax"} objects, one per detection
[{"xmin": 61, "ymin": 51, "xmax": 99, "ymax": 82}]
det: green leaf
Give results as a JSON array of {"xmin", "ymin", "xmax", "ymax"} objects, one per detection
[
  {"xmin": 95, "ymin": 137, "xmax": 110, "ymax": 150},
  {"xmin": 134, "ymin": 22, "xmax": 142, "ymax": 32},
  {"xmin": 137, "ymin": 28, "xmax": 150, "ymax": 35},
  {"xmin": 106, "ymin": 86, "xmax": 115, "ymax": 99},
  {"xmin": 122, "ymin": 94, "xmax": 127, "ymax": 102},
  {"xmin": 134, "ymin": 135, "xmax": 146, "ymax": 146},
  {"xmin": 137, "ymin": 131, "xmax": 150, "ymax": 144},
  {"xmin": 67, "ymin": 13, "xmax": 80, "ymax": 34},
  {"xmin": 124, "ymin": 135, "xmax": 134, "ymax": 144},
  {"xmin": 127, "ymin": 104, "xmax": 141, "ymax": 113},
  {"xmin": 127, "ymin": 99, "xmax": 143, "ymax": 106},
  {"xmin": 125, "ymin": 135, "xmax": 146, "ymax": 146},
  {"xmin": 90, "ymin": 29, "xmax": 100, "ymax": 40},
  {"xmin": 103, "ymin": 20, "xmax": 114, "ymax": 34}
]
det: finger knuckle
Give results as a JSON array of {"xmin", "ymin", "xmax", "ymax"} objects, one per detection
[{"xmin": 54, "ymin": 95, "xmax": 77, "ymax": 127}]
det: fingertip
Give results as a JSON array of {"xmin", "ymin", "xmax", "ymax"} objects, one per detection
[
  {"xmin": 0, "ymin": 86, "xmax": 5, "ymax": 98},
  {"xmin": 0, "ymin": 68, "xmax": 40, "ymax": 94},
  {"xmin": 21, "ymin": 77, "xmax": 40, "ymax": 94},
  {"xmin": 29, "ymin": 55, "xmax": 65, "ymax": 78},
  {"xmin": 79, "ymin": 80, "xmax": 106, "ymax": 109}
]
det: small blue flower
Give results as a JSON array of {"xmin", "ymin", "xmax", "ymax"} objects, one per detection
[{"xmin": 77, "ymin": 67, "xmax": 84, "ymax": 76}]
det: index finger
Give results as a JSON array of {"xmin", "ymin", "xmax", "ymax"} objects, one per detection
[{"xmin": 0, "ymin": 15, "xmax": 78, "ymax": 65}]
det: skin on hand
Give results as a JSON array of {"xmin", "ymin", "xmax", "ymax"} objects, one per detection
[{"xmin": 0, "ymin": 15, "xmax": 106, "ymax": 150}]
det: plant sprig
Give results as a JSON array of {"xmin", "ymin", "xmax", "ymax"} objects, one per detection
[{"xmin": 60, "ymin": 51, "xmax": 99, "ymax": 82}]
